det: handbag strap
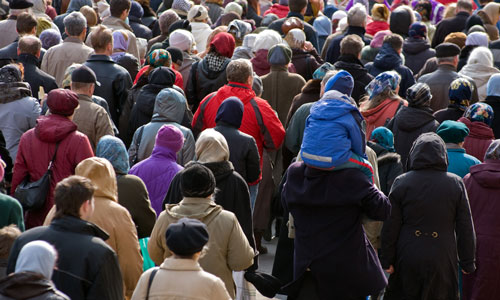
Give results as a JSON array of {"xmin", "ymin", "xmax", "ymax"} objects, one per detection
[
  {"xmin": 47, "ymin": 142, "xmax": 60, "ymax": 171},
  {"xmin": 145, "ymin": 267, "xmax": 159, "ymax": 300}
]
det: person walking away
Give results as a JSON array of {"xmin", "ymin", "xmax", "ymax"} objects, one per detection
[
  {"xmin": 11, "ymin": 89, "xmax": 93, "ymax": 229},
  {"xmin": 7, "ymin": 176, "xmax": 124, "ymax": 299},
  {"xmin": 459, "ymin": 102, "xmax": 495, "ymax": 161},
  {"xmin": 436, "ymin": 120, "xmax": 481, "ymax": 178},
  {"xmin": 381, "ymin": 132, "xmax": 476, "ymax": 300},
  {"xmin": 434, "ymin": 78, "xmax": 473, "ymax": 123}
]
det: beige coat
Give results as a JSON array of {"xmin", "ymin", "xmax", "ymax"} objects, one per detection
[
  {"xmin": 86, "ymin": 16, "xmax": 140, "ymax": 60},
  {"xmin": 45, "ymin": 157, "xmax": 143, "ymax": 299},
  {"xmin": 72, "ymin": 94, "xmax": 114, "ymax": 151},
  {"xmin": 131, "ymin": 258, "xmax": 231, "ymax": 300},
  {"xmin": 0, "ymin": 18, "xmax": 17, "ymax": 48},
  {"xmin": 148, "ymin": 197, "xmax": 254, "ymax": 299},
  {"xmin": 41, "ymin": 36, "xmax": 94, "ymax": 87}
]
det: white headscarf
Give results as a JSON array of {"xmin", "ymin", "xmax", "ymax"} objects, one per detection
[
  {"xmin": 15, "ymin": 240, "xmax": 57, "ymax": 279},
  {"xmin": 195, "ymin": 128, "xmax": 230, "ymax": 163}
]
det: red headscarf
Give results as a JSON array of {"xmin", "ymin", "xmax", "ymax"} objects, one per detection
[{"xmin": 210, "ymin": 32, "xmax": 236, "ymax": 58}]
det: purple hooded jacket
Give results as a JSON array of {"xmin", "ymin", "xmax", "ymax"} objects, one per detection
[{"xmin": 129, "ymin": 124, "xmax": 184, "ymax": 216}]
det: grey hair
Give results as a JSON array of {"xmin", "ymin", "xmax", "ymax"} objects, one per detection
[
  {"xmin": 226, "ymin": 59, "xmax": 254, "ymax": 84},
  {"xmin": 347, "ymin": 3, "xmax": 367, "ymax": 27},
  {"xmin": 64, "ymin": 11, "xmax": 87, "ymax": 36},
  {"xmin": 321, "ymin": 70, "xmax": 339, "ymax": 86},
  {"xmin": 437, "ymin": 56, "xmax": 456, "ymax": 64}
]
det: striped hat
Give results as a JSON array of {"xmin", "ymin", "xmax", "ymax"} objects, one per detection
[{"xmin": 406, "ymin": 82, "xmax": 432, "ymax": 107}]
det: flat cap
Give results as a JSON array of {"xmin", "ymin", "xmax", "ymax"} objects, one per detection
[
  {"xmin": 437, "ymin": 120, "xmax": 469, "ymax": 144},
  {"xmin": 435, "ymin": 42, "xmax": 461, "ymax": 58}
]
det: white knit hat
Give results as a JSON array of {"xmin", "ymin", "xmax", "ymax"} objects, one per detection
[
  {"xmin": 169, "ymin": 29, "xmax": 195, "ymax": 52},
  {"xmin": 187, "ymin": 5, "xmax": 208, "ymax": 22},
  {"xmin": 253, "ymin": 29, "xmax": 283, "ymax": 51}
]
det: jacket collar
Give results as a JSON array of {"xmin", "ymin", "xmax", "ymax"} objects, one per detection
[
  {"xmin": 456, "ymin": 11, "xmax": 470, "ymax": 18},
  {"xmin": 103, "ymin": 16, "xmax": 133, "ymax": 31},
  {"xmin": 64, "ymin": 36, "xmax": 83, "ymax": 44},
  {"xmin": 77, "ymin": 93, "xmax": 93, "ymax": 103},
  {"xmin": 181, "ymin": 197, "xmax": 215, "ymax": 205},
  {"xmin": 17, "ymin": 53, "xmax": 39, "ymax": 66},
  {"xmin": 49, "ymin": 216, "xmax": 109, "ymax": 241},
  {"xmin": 160, "ymin": 257, "xmax": 202, "ymax": 271},
  {"xmin": 87, "ymin": 54, "xmax": 114, "ymax": 63},
  {"xmin": 437, "ymin": 63, "xmax": 457, "ymax": 72},
  {"xmin": 227, "ymin": 81, "xmax": 251, "ymax": 89},
  {"xmin": 270, "ymin": 65, "xmax": 288, "ymax": 72},
  {"xmin": 346, "ymin": 26, "xmax": 366, "ymax": 36},
  {"xmin": 286, "ymin": 12, "xmax": 304, "ymax": 20}
]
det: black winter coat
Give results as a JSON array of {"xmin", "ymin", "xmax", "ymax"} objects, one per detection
[
  {"xmin": 368, "ymin": 142, "xmax": 404, "ymax": 196},
  {"xmin": 129, "ymin": 16, "xmax": 153, "ymax": 40},
  {"xmin": 366, "ymin": 43, "xmax": 416, "ymax": 98},
  {"xmin": 433, "ymin": 105, "xmax": 465, "ymax": 124},
  {"xmin": 334, "ymin": 54, "xmax": 373, "ymax": 104},
  {"xmin": 290, "ymin": 48, "xmax": 323, "ymax": 81},
  {"xmin": 432, "ymin": 11, "xmax": 470, "ymax": 48},
  {"xmin": 163, "ymin": 161, "xmax": 255, "ymax": 251},
  {"xmin": 402, "ymin": 37, "xmax": 436, "ymax": 75},
  {"xmin": 0, "ymin": 272, "xmax": 69, "ymax": 300},
  {"xmin": 114, "ymin": 53, "xmax": 140, "ymax": 82},
  {"xmin": 0, "ymin": 40, "xmax": 45, "ymax": 68},
  {"xmin": 381, "ymin": 132, "xmax": 476, "ymax": 300},
  {"xmin": 6, "ymin": 216, "xmax": 123, "ymax": 300},
  {"xmin": 282, "ymin": 162, "xmax": 390, "ymax": 299},
  {"xmin": 387, "ymin": 105, "xmax": 439, "ymax": 170},
  {"xmin": 214, "ymin": 123, "xmax": 260, "ymax": 184},
  {"xmin": 17, "ymin": 54, "xmax": 58, "ymax": 100},
  {"xmin": 84, "ymin": 55, "xmax": 133, "ymax": 124},
  {"xmin": 186, "ymin": 57, "xmax": 230, "ymax": 112},
  {"xmin": 484, "ymin": 95, "xmax": 500, "ymax": 138},
  {"xmin": 325, "ymin": 26, "xmax": 371, "ymax": 64},
  {"xmin": 127, "ymin": 67, "xmax": 176, "ymax": 140}
]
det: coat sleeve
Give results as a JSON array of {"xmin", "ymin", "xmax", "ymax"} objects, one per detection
[
  {"xmin": 285, "ymin": 105, "xmax": 308, "ymax": 154},
  {"xmin": 185, "ymin": 62, "xmax": 197, "ymax": 109},
  {"xmin": 148, "ymin": 213, "xmax": 170, "ymax": 265},
  {"xmin": 226, "ymin": 213, "xmax": 255, "ymax": 271},
  {"xmin": 258, "ymin": 100, "xmax": 285, "ymax": 151},
  {"xmin": 73, "ymin": 136, "xmax": 94, "ymax": 166},
  {"xmin": 86, "ymin": 250, "xmax": 124, "ymax": 300},
  {"xmin": 245, "ymin": 136, "xmax": 261, "ymax": 184},
  {"xmin": 380, "ymin": 176, "xmax": 403, "ymax": 269},
  {"xmin": 113, "ymin": 72, "xmax": 133, "ymax": 121},
  {"xmin": 127, "ymin": 32, "xmax": 140, "ymax": 60},
  {"xmin": 94, "ymin": 107, "xmax": 115, "ymax": 144},
  {"xmin": 128, "ymin": 128, "xmax": 140, "ymax": 167},
  {"xmin": 130, "ymin": 270, "xmax": 153, "ymax": 300},
  {"xmin": 181, "ymin": 130, "xmax": 195, "ymax": 166},
  {"xmin": 129, "ymin": 177, "xmax": 156, "ymax": 239},
  {"xmin": 191, "ymin": 92, "xmax": 214, "ymax": 138},
  {"xmin": 162, "ymin": 173, "xmax": 183, "ymax": 208},
  {"xmin": 210, "ymin": 278, "xmax": 232, "ymax": 300},
  {"xmin": 29, "ymin": 100, "xmax": 41, "ymax": 128},
  {"xmin": 455, "ymin": 178, "xmax": 476, "ymax": 274},
  {"xmin": 114, "ymin": 209, "xmax": 143, "ymax": 298},
  {"xmin": 10, "ymin": 134, "xmax": 30, "ymax": 197}
]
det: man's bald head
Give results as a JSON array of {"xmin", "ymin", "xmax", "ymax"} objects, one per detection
[{"xmin": 18, "ymin": 35, "xmax": 42, "ymax": 57}]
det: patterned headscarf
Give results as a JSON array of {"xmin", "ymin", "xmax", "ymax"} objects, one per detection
[
  {"xmin": 0, "ymin": 64, "xmax": 22, "ymax": 83},
  {"xmin": 312, "ymin": 62, "xmax": 335, "ymax": 80},
  {"xmin": 365, "ymin": 71, "xmax": 401, "ymax": 100},
  {"xmin": 464, "ymin": 102, "xmax": 494, "ymax": 126},
  {"xmin": 448, "ymin": 78, "xmax": 472, "ymax": 109},
  {"xmin": 406, "ymin": 82, "xmax": 432, "ymax": 108},
  {"xmin": 485, "ymin": 139, "xmax": 500, "ymax": 160},
  {"xmin": 370, "ymin": 127, "xmax": 395, "ymax": 152},
  {"xmin": 96, "ymin": 135, "xmax": 130, "ymax": 175},
  {"xmin": 146, "ymin": 49, "xmax": 172, "ymax": 68}
]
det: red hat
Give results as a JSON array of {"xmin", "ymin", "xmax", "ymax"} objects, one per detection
[
  {"xmin": 210, "ymin": 32, "xmax": 236, "ymax": 58},
  {"xmin": 47, "ymin": 89, "xmax": 79, "ymax": 116}
]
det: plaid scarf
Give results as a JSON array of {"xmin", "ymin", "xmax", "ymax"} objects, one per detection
[{"xmin": 205, "ymin": 53, "xmax": 226, "ymax": 72}]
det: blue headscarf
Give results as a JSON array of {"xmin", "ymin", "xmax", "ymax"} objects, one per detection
[
  {"xmin": 96, "ymin": 135, "xmax": 130, "ymax": 175},
  {"xmin": 464, "ymin": 102, "xmax": 494, "ymax": 126},
  {"xmin": 365, "ymin": 71, "xmax": 401, "ymax": 100},
  {"xmin": 370, "ymin": 127, "xmax": 395, "ymax": 152}
]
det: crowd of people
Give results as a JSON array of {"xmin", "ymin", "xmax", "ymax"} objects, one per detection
[{"xmin": 0, "ymin": 0, "xmax": 499, "ymax": 298}]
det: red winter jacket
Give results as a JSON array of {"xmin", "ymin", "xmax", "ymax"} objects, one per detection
[
  {"xmin": 192, "ymin": 82, "xmax": 285, "ymax": 182},
  {"xmin": 365, "ymin": 20, "xmax": 390, "ymax": 36},
  {"xmin": 459, "ymin": 117, "xmax": 495, "ymax": 162},
  {"xmin": 263, "ymin": 4, "xmax": 289, "ymax": 19},
  {"xmin": 11, "ymin": 115, "xmax": 93, "ymax": 228}
]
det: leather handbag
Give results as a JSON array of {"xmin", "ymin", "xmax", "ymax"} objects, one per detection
[{"xmin": 15, "ymin": 142, "xmax": 60, "ymax": 211}]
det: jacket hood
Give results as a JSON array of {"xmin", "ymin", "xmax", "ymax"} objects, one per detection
[
  {"xmin": 458, "ymin": 117, "xmax": 495, "ymax": 140},
  {"xmin": 407, "ymin": 132, "xmax": 448, "ymax": 171},
  {"xmin": 312, "ymin": 90, "xmax": 359, "ymax": 120},
  {"xmin": 165, "ymin": 197, "xmax": 223, "ymax": 224},
  {"xmin": 403, "ymin": 37, "xmax": 431, "ymax": 55},
  {"xmin": 334, "ymin": 55, "xmax": 370, "ymax": 80},
  {"xmin": 0, "ymin": 272, "xmax": 58, "ymax": 299},
  {"xmin": 215, "ymin": 96, "xmax": 243, "ymax": 128},
  {"xmin": 75, "ymin": 157, "xmax": 118, "ymax": 202},
  {"xmin": 148, "ymin": 66, "xmax": 177, "ymax": 86},
  {"xmin": 35, "ymin": 115, "xmax": 78, "ymax": 143},
  {"xmin": 459, "ymin": 64, "xmax": 500, "ymax": 89},
  {"xmin": 0, "ymin": 82, "xmax": 32, "ymax": 104},
  {"xmin": 395, "ymin": 105, "xmax": 436, "ymax": 132},
  {"xmin": 152, "ymin": 87, "xmax": 187, "ymax": 123},
  {"xmin": 313, "ymin": 15, "xmax": 332, "ymax": 37},
  {"xmin": 373, "ymin": 43, "xmax": 402, "ymax": 70},
  {"xmin": 469, "ymin": 160, "xmax": 500, "ymax": 188}
]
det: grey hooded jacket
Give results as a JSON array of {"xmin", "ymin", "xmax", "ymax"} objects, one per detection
[{"xmin": 128, "ymin": 88, "xmax": 195, "ymax": 166}]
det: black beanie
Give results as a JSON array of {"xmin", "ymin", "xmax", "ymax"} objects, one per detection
[
  {"xmin": 165, "ymin": 218, "xmax": 209, "ymax": 255},
  {"xmin": 180, "ymin": 163, "xmax": 216, "ymax": 198}
]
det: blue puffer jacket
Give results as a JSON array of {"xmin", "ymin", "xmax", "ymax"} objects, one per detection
[
  {"xmin": 366, "ymin": 43, "xmax": 416, "ymax": 98},
  {"xmin": 301, "ymin": 90, "xmax": 366, "ymax": 169}
]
